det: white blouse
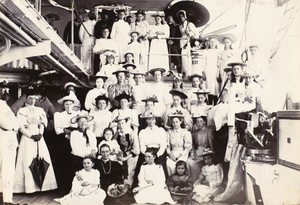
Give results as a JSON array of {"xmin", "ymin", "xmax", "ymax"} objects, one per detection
[{"xmin": 70, "ymin": 130, "xmax": 97, "ymax": 157}]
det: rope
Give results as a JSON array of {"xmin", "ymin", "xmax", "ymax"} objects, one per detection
[
  {"xmin": 200, "ymin": 0, "xmax": 239, "ymax": 35},
  {"xmin": 239, "ymin": 0, "xmax": 252, "ymax": 49}
]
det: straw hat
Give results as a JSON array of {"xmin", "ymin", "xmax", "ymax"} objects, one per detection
[
  {"xmin": 70, "ymin": 110, "xmax": 94, "ymax": 124},
  {"xmin": 63, "ymin": 82, "xmax": 78, "ymax": 90},
  {"xmin": 176, "ymin": 10, "xmax": 187, "ymax": 19},
  {"xmin": 57, "ymin": 93, "xmax": 80, "ymax": 105},
  {"xmin": 104, "ymin": 51, "xmax": 117, "ymax": 57},
  {"xmin": 227, "ymin": 61, "xmax": 247, "ymax": 67},
  {"xmin": 148, "ymin": 68, "xmax": 166, "ymax": 75},
  {"xmin": 122, "ymin": 63, "xmax": 137, "ymax": 70},
  {"xmin": 218, "ymin": 33, "xmax": 237, "ymax": 44},
  {"xmin": 129, "ymin": 30, "xmax": 140, "ymax": 37},
  {"xmin": 151, "ymin": 11, "xmax": 165, "ymax": 17},
  {"xmin": 140, "ymin": 111, "xmax": 158, "ymax": 119},
  {"xmin": 135, "ymin": 9, "xmax": 145, "ymax": 15},
  {"xmin": 223, "ymin": 67, "xmax": 232, "ymax": 72},
  {"xmin": 131, "ymin": 69, "xmax": 146, "ymax": 76},
  {"xmin": 168, "ymin": 110, "xmax": 184, "ymax": 118}
]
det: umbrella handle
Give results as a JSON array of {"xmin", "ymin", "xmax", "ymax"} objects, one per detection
[{"xmin": 36, "ymin": 141, "xmax": 39, "ymax": 158}]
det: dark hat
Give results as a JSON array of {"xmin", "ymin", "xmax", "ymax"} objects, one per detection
[
  {"xmin": 115, "ymin": 92, "xmax": 132, "ymax": 102},
  {"xmin": 141, "ymin": 96, "xmax": 159, "ymax": 103},
  {"xmin": 227, "ymin": 61, "xmax": 247, "ymax": 67},
  {"xmin": 193, "ymin": 89, "xmax": 210, "ymax": 95},
  {"xmin": 148, "ymin": 68, "xmax": 166, "ymax": 75},
  {"xmin": 112, "ymin": 68, "xmax": 129, "ymax": 75},
  {"xmin": 0, "ymin": 80, "xmax": 9, "ymax": 88},
  {"xmin": 223, "ymin": 67, "xmax": 232, "ymax": 72},
  {"xmin": 24, "ymin": 86, "xmax": 40, "ymax": 96},
  {"xmin": 45, "ymin": 13, "xmax": 60, "ymax": 21},
  {"xmin": 71, "ymin": 110, "xmax": 94, "ymax": 124},
  {"xmin": 124, "ymin": 52, "xmax": 134, "ymax": 58},
  {"xmin": 122, "ymin": 63, "xmax": 137, "ymax": 70},
  {"xmin": 95, "ymin": 95, "xmax": 110, "ymax": 104},
  {"xmin": 201, "ymin": 148, "xmax": 215, "ymax": 157},
  {"xmin": 135, "ymin": 9, "xmax": 145, "ymax": 15},
  {"xmin": 188, "ymin": 73, "xmax": 202, "ymax": 81},
  {"xmin": 169, "ymin": 89, "xmax": 188, "ymax": 99},
  {"xmin": 168, "ymin": 110, "xmax": 184, "ymax": 119}
]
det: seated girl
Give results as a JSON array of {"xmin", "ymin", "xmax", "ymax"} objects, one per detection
[
  {"xmin": 54, "ymin": 156, "xmax": 106, "ymax": 205},
  {"xmin": 192, "ymin": 149, "xmax": 223, "ymax": 203},
  {"xmin": 133, "ymin": 148, "xmax": 175, "ymax": 204},
  {"xmin": 98, "ymin": 127, "xmax": 121, "ymax": 162},
  {"xmin": 167, "ymin": 160, "xmax": 193, "ymax": 202}
]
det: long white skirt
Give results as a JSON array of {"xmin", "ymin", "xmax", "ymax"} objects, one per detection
[{"xmin": 14, "ymin": 133, "xmax": 57, "ymax": 193}]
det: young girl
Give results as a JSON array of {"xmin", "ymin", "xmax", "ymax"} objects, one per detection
[
  {"xmin": 84, "ymin": 75, "xmax": 108, "ymax": 111},
  {"xmin": 187, "ymin": 74, "xmax": 205, "ymax": 106},
  {"xmin": 98, "ymin": 52, "xmax": 118, "ymax": 90},
  {"xmin": 192, "ymin": 149, "xmax": 223, "ymax": 203},
  {"xmin": 167, "ymin": 160, "xmax": 193, "ymax": 202},
  {"xmin": 98, "ymin": 127, "xmax": 121, "ymax": 161},
  {"xmin": 133, "ymin": 148, "xmax": 175, "ymax": 204},
  {"xmin": 54, "ymin": 157, "xmax": 106, "ymax": 205},
  {"xmin": 126, "ymin": 31, "xmax": 144, "ymax": 66},
  {"xmin": 190, "ymin": 89, "xmax": 211, "ymax": 118}
]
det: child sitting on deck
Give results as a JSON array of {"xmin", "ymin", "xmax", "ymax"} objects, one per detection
[
  {"xmin": 192, "ymin": 149, "xmax": 223, "ymax": 203},
  {"xmin": 54, "ymin": 156, "xmax": 106, "ymax": 205}
]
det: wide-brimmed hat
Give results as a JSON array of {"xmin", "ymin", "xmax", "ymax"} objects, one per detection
[
  {"xmin": 140, "ymin": 111, "xmax": 158, "ymax": 119},
  {"xmin": 148, "ymin": 68, "xmax": 166, "ymax": 75},
  {"xmin": 168, "ymin": 110, "xmax": 184, "ymax": 118},
  {"xmin": 223, "ymin": 67, "xmax": 232, "ymax": 72},
  {"xmin": 64, "ymin": 82, "xmax": 78, "ymax": 90},
  {"xmin": 191, "ymin": 113, "xmax": 208, "ymax": 119},
  {"xmin": 171, "ymin": 71, "xmax": 184, "ymax": 80},
  {"xmin": 122, "ymin": 63, "xmax": 137, "ymax": 70},
  {"xmin": 176, "ymin": 10, "xmax": 187, "ymax": 19},
  {"xmin": 24, "ymin": 86, "xmax": 40, "ymax": 96},
  {"xmin": 131, "ymin": 69, "xmax": 146, "ymax": 76},
  {"xmin": 129, "ymin": 30, "xmax": 140, "ymax": 37},
  {"xmin": 93, "ymin": 72, "xmax": 108, "ymax": 80},
  {"xmin": 112, "ymin": 68, "xmax": 129, "ymax": 75},
  {"xmin": 135, "ymin": 9, "xmax": 145, "ymax": 15},
  {"xmin": 151, "ymin": 11, "xmax": 165, "ymax": 18},
  {"xmin": 193, "ymin": 89, "xmax": 210, "ymax": 95},
  {"xmin": 201, "ymin": 148, "xmax": 215, "ymax": 157},
  {"xmin": 227, "ymin": 61, "xmax": 247, "ymax": 67},
  {"xmin": 141, "ymin": 96, "xmax": 159, "ymax": 103},
  {"xmin": 95, "ymin": 95, "xmax": 110, "ymax": 104},
  {"xmin": 115, "ymin": 92, "xmax": 132, "ymax": 102},
  {"xmin": 104, "ymin": 51, "xmax": 117, "ymax": 57},
  {"xmin": 57, "ymin": 93, "xmax": 80, "ymax": 104},
  {"xmin": 188, "ymin": 73, "xmax": 202, "ymax": 81},
  {"xmin": 207, "ymin": 35, "xmax": 220, "ymax": 41},
  {"xmin": 71, "ymin": 110, "xmax": 94, "ymax": 124},
  {"xmin": 169, "ymin": 89, "xmax": 188, "ymax": 99},
  {"xmin": 218, "ymin": 33, "xmax": 237, "ymax": 44}
]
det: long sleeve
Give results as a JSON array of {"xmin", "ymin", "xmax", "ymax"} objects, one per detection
[
  {"xmin": 53, "ymin": 112, "xmax": 64, "ymax": 135},
  {"xmin": 131, "ymin": 131, "xmax": 140, "ymax": 156},
  {"xmin": 183, "ymin": 130, "xmax": 192, "ymax": 156},
  {"xmin": 157, "ymin": 128, "xmax": 167, "ymax": 157},
  {"xmin": 138, "ymin": 165, "xmax": 148, "ymax": 188},
  {"xmin": 0, "ymin": 100, "xmax": 19, "ymax": 130},
  {"xmin": 79, "ymin": 24, "xmax": 84, "ymax": 42},
  {"xmin": 138, "ymin": 129, "xmax": 147, "ymax": 155},
  {"xmin": 110, "ymin": 22, "xmax": 117, "ymax": 41}
]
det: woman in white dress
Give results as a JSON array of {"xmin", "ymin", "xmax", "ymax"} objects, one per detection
[
  {"xmin": 166, "ymin": 111, "xmax": 192, "ymax": 176},
  {"xmin": 148, "ymin": 68, "xmax": 172, "ymax": 116},
  {"xmin": 162, "ymin": 89, "xmax": 193, "ymax": 131},
  {"xmin": 93, "ymin": 28, "xmax": 118, "ymax": 70},
  {"xmin": 84, "ymin": 75, "xmax": 108, "ymax": 111},
  {"xmin": 110, "ymin": 9, "xmax": 130, "ymax": 63},
  {"xmin": 148, "ymin": 13, "xmax": 170, "ymax": 72},
  {"xmin": 14, "ymin": 91, "xmax": 57, "ymax": 193},
  {"xmin": 89, "ymin": 95, "xmax": 112, "ymax": 145},
  {"xmin": 217, "ymin": 34, "xmax": 238, "ymax": 92},
  {"xmin": 126, "ymin": 31, "xmax": 145, "ymax": 67},
  {"xmin": 203, "ymin": 36, "xmax": 220, "ymax": 105},
  {"xmin": 130, "ymin": 9, "xmax": 150, "ymax": 68},
  {"xmin": 133, "ymin": 148, "xmax": 175, "ymax": 204},
  {"xmin": 131, "ymin": 69, "xmax": 150, "ymax": 114}
]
